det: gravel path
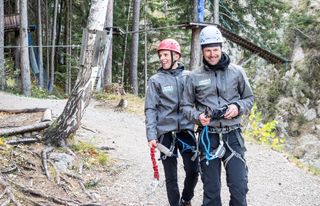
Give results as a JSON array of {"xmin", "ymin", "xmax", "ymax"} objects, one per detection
[{"xmin": 1, "ymin": 91, "xmax": 319, "ymax": 206}]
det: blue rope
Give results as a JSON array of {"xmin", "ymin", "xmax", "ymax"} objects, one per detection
[
  {"xmin": 200, "ymin": 126, "xmax": 217, "ymax": 164},
  {"xmin": 177, "ymin": 138, "xmax": 194, "ymax": 154}
]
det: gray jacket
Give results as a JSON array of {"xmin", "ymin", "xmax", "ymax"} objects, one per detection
[
  {"xmin": 145, "ymin": 64, "xmax": 195, "ymax": 141},
  {"xmin": 181, "ymin": 63, "xmax": 254, "ymax": 127}
]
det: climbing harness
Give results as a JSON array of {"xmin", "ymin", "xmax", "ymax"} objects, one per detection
[
  {"xmin": 200, "ymin": 125, "xmax": 226, "ymax": 165},
  {"xmin": 223, "ymin": 135, "xmax": 247, "ymax": 169},
  {"xmin": 199, "ymin": 124, "xmax": 247, "ymax": 168},
  {"xmin": 157, "ymin": 131, "xmax": 198, "ymax": 161},
  {"xmin": 157, "ymin": 131, "xmax": 177, "ymax": 160},
  {"xmin": 177, "ymin": 136, "xmax": 198, "ymax": 161}
]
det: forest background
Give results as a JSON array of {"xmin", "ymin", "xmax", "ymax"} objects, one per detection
[{"xmin": 0, "ymin": 0, "xmax": 320, "ymax": 173}]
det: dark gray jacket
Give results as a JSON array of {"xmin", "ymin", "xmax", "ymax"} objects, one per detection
[
  {"xmin": 145, "ymin": 64, "xmax": 195, "ymax": 141},
  {"xmin": 181, "ymin": 63, "xmax": 254, "ymax": 127}
]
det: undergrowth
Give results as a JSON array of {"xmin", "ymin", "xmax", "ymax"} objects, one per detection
[
  {"xmin": 243, "ymin": 104, "xmax": 320, "ymax": 176},
  {"xmin": 94, "ymin": 92, "xmax": 145, "ymax": 116},
  {"xmin": 70, "ymin": 141, "xmax": 110, "ymax": 166}
]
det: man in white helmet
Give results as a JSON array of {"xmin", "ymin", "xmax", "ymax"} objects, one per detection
[
  {"xmin": 181, "ymin": 26, "xmax": 254, "ymax": 206},
  {"xmin": 145, "ymin": 39, "xmax": 199, "ymax": 206}
]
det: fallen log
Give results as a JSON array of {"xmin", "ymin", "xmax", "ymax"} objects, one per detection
[
  {"xmin": 0, "ymin": 108, "xmax": 47, "ymax": 114},
  {"xmin": 0, "ymin": 121, "xmax": 51, "ymax": 137},
  {"xmin": 42, "ymin": 147, "xmax": 54, "ymax": 180},
  {"xmin": 41, "ymin": 109, "xmax": 52, "ymax": 122},
  {"xmin": 5, "ymin": 137, "xmax": 40, "ymax": 145}
]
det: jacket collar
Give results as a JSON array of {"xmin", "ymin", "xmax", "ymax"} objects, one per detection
[{"xmin": 203, "ymin": 52, "xmax": 231, "ymax": 71}]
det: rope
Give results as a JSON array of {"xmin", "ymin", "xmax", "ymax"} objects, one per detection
[
  {"xmin": 0, "ymin": 45, "xmax": 81, "ymax": 49},
  {"xmin": 200, "ymin": 126, "xmax": 216, "ymax": 164},
  {"xmin": 200, "ymin": 126, "xmax": 227, "ymax": 165},
  {"xmin": 150, "ymin": 146, "xmax": 159, "ymax": 180},
  {"xmin": 124, "ymin": 23, "xmax": 187, "ymax": 34}
]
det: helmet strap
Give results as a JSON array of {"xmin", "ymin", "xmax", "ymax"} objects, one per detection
[{"xmin": 168, "ymin": 51, "xmax": 177, "ymax": 70}]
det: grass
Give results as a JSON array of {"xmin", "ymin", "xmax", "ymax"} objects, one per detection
[
  {"xmin": 286, "ymin": 154, "xmax": 320, "ymax": 176},
  {"xmin": 70, "ymin": 140, "xmax": 110, "ymax": 166},
  {"xmin": 94, "ymin": 92, "xmax": 145, "ymax": 116}
]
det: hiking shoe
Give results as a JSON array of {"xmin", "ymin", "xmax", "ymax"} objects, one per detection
[{"xmin": 180, "ymin": 198, "xmax": 192, "ymax": 206}]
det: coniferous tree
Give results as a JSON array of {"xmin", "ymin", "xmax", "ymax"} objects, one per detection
[
  {"xmin": 20, "ymin": 0, "xmax": 32, "ymax": 96},
  {"xmin": 0, "ymin": 0, "xmax": 5, "ymax": 90}
]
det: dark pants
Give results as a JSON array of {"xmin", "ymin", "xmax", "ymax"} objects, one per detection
[
  {"xmin": 160, "ymin": 130, "xmax": 199, "ymax": 206},
  {"xmin": 199, "ymin": 129, "xmax": 248, "ymax": 206}
]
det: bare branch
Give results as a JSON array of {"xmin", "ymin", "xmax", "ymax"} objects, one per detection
[{"xmin": 41, "ymin": 147, "xmax": 54, "ymax": 180}]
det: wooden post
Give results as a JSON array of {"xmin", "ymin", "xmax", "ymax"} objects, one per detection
[
  {"xmin": 190, "ymin": 0, "xmax": 201, "ymax": 70},
  {"xmin": 214, "ymin": 0, "xmax": 219, "ymax": 24}
]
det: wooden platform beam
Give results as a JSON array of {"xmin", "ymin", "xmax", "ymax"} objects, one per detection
[{"xmin": 183, "ymin": 22, "xmax": 289, "ymax": 64}]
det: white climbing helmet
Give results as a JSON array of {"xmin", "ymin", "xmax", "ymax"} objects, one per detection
[{"xmin": 199, "ymin": 25, "xmax": 224, "ymax": 45}]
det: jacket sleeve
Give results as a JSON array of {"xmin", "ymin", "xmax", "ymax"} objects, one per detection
[
  {"xmin": 180, "ymin": 74, "xmax": 201, "ymax": 125},
  {"xmin": 235, "ymin": 67, "xmax": 254, "ymax": 115},
  {"xmin": 144, "ymin": 79, "xmax": 159, "ymax": 142}
]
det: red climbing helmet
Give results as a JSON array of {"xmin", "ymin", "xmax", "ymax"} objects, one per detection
[{"xmin": 157, "ymin": 38, "xmax": 181, "ymax": 56}]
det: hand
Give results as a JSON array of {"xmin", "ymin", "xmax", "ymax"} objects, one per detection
[
  {"xmin": 148, "ymin": 139, "xmax": 157, "ymax": 148},
  {"xmin": 224, "ymin": 104, "xmax": 239, "ymax": 119},
  {"xmin": 199, "ymin": 113, "xmax": 211, "ymax": 126}
]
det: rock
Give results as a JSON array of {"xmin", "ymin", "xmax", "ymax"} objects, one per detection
[
  {"xmin": 293, "ymin": 134, "xmax": 320, "ymax": 166},
  {"xmin": 304, "ymin": 109, "xmax": 317, "ymax": 121},
  {"xmin": 49, "ymin": 152, "xmax": 75, "ymax": 172},
  {"xmin": 316, "ymin": 105, "xmax": 320, "ymax": 116},
  {"xmin": 23, "ymin": 132, "xmax": 32, "ymax": 138},
  {"xmin": 293, "ymin": 146, "xmax": 306, "ymax": 159},
  {"xmin": 291, "ymin": 39, "xmax": 305, "ymax": 62}
]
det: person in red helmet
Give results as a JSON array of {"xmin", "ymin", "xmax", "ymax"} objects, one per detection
[{"xmin": 145, "ymin": 39, "xmax": 199, "ymax": 206}]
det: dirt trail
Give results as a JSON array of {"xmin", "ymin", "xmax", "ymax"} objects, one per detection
[{"xmin": 1, "ymin": 91, "xmax": 320, "ymax": 206}]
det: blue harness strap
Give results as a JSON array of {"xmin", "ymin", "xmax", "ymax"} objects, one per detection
[{"xmin": 177, "ymin": 138, "xmax": 195, "ymax": 154}]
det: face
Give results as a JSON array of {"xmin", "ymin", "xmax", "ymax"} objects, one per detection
[
  {"xmin": 202, "ymin": 46, "xmax": 222, "ymax": 66},
  {"xmin": 158, "ymin": 50, "xmax": 179, "ymax": 70}
]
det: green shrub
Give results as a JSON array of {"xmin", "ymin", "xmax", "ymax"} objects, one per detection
[
  {"xmin": 70, "ymin": 141, "xmax": 110, "ymax": 166},
  {"xmin": 244, "ymin": 104, "xmax": 284, "ymax": 150}
]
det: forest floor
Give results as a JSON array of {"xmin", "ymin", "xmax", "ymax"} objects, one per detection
[{"xmin": 0, "ymin": 91, "xmax": 320, "ymax": 206}]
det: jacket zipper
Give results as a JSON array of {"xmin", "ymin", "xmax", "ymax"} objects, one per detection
[
  {"xmin": 214, "ymin": 72, "xmax": 223, "ymax": 127},
  {"xmin": 175, "ymin": 75, "xmax": 181, "ymax": 132}
]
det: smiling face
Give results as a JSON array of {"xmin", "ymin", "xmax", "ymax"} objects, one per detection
[
  {"xmin": 158, "ymin": 50, "xmax": 180, "ymax": 70},
  {"xmin": 202, "ymin": 46, "xmax": 222, "ymax": 66}
]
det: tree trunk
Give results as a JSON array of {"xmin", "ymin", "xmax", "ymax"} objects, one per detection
[
  {"xmin": 65, "ymin": 0, "xmax": 72, "ymax": 94},
  {"xmin": 45, "ymin": 0, "xmax": 50, "ymax": 89},
  {"xmin": 144, "ymin": 1, "xmax": 147, "ymax": 94},
  {"xmin": 121, "ymin": 0, "xmax": 132, "ymax": 86},
  {"xmin": 49, "ymin": 0, "xmax": 59, "ymax": 93},
  {"xmin": 44, "ymin": 0, "xmax": 109, "ymax": 147},
  {"xmin": 20, "ymin": 0, "xmax": 32, "ymax": 96},
  {"xmin": 37, "ymin": 0, "xmax": 44, "ymax": 88},
  {"xmin": 14, "ymin": 0, "xmax": 20, "ymax": 87},
  {"xmin": 190, "ymin": 0, "xmax": 201, "ymax": 71},
  {"xmin": 55, "ymin": 0, "xmax": 63, "ymax": 69},
  {"xmin": 129, "ymin": 0, "xmax": 141, "ymax": 95},
  {"xmin": 103, "ymin": 0, "xmax": 113, "ymax": 88},
  {"xmin": 0, "ymin": 0, "xmax": 5, "ymax": 90}
]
